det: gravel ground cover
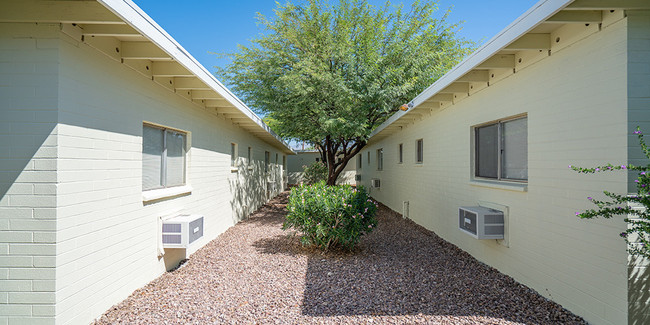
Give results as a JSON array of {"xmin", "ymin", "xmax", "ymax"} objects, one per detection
[{"xmin": 94, "ymin": 192, "xmax": 585, "ymax": 324}]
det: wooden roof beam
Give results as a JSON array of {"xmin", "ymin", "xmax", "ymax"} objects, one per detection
[
  {"xmin": 439, "ymin": 82, "xmax": 469, "ymax": 94},
  {"xmin": 505, "ymin": 34, "xmax": 551, "ymax": 50},
  {"xmin": 121, "ymin": 42, "xmax": 172, "ymax": 60},
  {"xmin": 80, "ymin": 24, "xmax": 140, "ymax": 37},
  {"xmin": 151, "ymin": 62, "xmax": 193, "ymax": 77},
  {"xmin": 457, "ymin": 70, "xmax": 490, "ymax": 82},
  {"xmin": 174, "ymin": 77, "xmax": 211, "ymax": 90},
  {"xmin": 430, "ymin": 93, "xmax": 454, "ymax": 102},
  {"xmin": 191, "ymin": 90, "xmax": 221, "ymax": 100},
  {"xmin": 477, "ymin": 55, "xmax": 515, "ymax": 69},
  {"xmin": 547, "ymin": 10, "xmax": 602, "ymax": 23}
]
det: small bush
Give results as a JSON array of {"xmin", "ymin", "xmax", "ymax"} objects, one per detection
[
  {"xmin": 283, "ymin": 182, "xmax": 378, "ymax": 251},
  {"xmin": 302, "ymin": 161, "xmax": 328, "ymax": 185}
]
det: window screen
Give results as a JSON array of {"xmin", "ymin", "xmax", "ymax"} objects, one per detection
[
  {"xmin": 475, "ymin": 117, "xmax": 527, "ymax": 181},
  {"xmin": 377, "ymin": 149, "xmax": 383, "ymax": 171},
  {"xmin": 142, "ymin": 125, "xmax": 186, "ymax": 191},
  {"xmin": 416, "ymin": 139, "xmax": 423, "ymax": 163}
]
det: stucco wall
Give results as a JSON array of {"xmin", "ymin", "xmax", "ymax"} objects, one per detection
[
  {"xmin": 287, "ymin": 151, "xmax": 356, "ymax": 185},
  {"xmin": 0, "ymin": 23, "xmax": 60, "ymax": 325},
  {"xmin": 359, "ymin": 18, "xmax": 629, "ymax": 325}
]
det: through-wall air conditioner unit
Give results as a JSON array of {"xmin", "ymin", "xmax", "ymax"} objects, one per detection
[
  {"xmin": 371, "ymin": 179, "xmax": 381, "ymax": 188},
  {"xmin": 162, "ymin": 214, "xmax": 204, "ymax": 248},
  {"xmin": 355, "ymin": 174, "xmax": 362, "ymax": 181},
  {"xmin": 459, "ymin": 206, "xmax": 504, "ymax": 239}
]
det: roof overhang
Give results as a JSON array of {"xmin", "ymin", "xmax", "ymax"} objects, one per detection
[
  {"xmin": 0, "ymin": 0, "xmax": 295, "ymax": 155},
  {"xmin": 368, "ymin": 0, "xmax": 650, "ymax": 144}
]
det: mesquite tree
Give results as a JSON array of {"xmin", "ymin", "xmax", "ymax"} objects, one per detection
[{"xmin": 218, "ymin": 0, "xmax": 474, "ymax": 184}]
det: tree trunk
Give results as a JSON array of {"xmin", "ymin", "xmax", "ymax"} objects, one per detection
[{"xmin": 324, "ymin": 139, "xmax": 365, "ymax": 186}]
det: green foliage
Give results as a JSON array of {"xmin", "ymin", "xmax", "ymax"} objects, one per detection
[
  {"xmin": 303, "ymin": 161, "xmax": 328, "ymax": 185},
  {"xmin": 216, "ymin": 0, "xmax": 475, "ymax": 184},
  {"xmin": 571, "ymin": 127, "xmax": 650, "ymax": 258},
  {"xmin": 284, "ymin": 182, "xmax": 378, "ymax": 251}
]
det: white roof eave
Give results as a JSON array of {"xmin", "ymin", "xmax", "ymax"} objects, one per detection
[
  {"xmin": 369, "ymin": 0, "xmax": 574, "ymax": 140},
  {"xmin": 97, "ymin": 0, "xmax": 295, "ymax": 154}
]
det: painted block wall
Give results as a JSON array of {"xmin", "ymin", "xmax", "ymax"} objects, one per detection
[
  {"xmin": 359, "ymin": 18, "xmax": 629, "ymax": 325},
  {"xmin": 287, "ymin": 152, "xmax": 356, "ymax": 185},
  {"xmin": 0, "ymin": 23, "xmax": 61, "ymax": 325},
  {"xmin": 51, "ymin": 33, "xmax": 287, "ymax": 325},
  {"xmin": 626, "ymin": 10, "xmax": 650, "ymax": 325}
]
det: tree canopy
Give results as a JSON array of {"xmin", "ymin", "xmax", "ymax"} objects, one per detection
[{"xmin": 218, "ymin": 0, "xmax": 475, "ymax": 184}]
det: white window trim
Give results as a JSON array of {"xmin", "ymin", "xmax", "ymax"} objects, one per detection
[{"xmin": 143, "ymin": 185, "xmax": 193, "ymax": 202}]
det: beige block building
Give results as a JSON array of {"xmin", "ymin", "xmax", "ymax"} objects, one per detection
[
  {"xmin": 0, "ymin": 0, "xmax": 293, "ymax": 324},
  {"xmin": 287, "ymin": 150, "xmax": 357, "ymax": 185},
  {"xmin": 357, "ymin": 1, "xmax": 650, "ymax": 325}
]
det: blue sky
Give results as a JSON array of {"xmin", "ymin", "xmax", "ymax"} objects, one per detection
[{"xmin": 133, "ymin": 0, "xmax": 538, "ymax": 73}]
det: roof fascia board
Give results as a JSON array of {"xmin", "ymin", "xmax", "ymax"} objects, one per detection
[
  {"xmin": 369, "ymin": 0, "xmax": 574, "ymax": 139},
  {"xmin": 96, "ymin": 0, "xmax": 294, "ymax": 154}
]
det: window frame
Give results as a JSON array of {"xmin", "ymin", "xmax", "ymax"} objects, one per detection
[
  {"xmin": 377, "ymin": 148, "xmax": 383, "ymax": 171},
  {"xmin": 398, "ymin": 143, "xmax": 403, "ymax": 164},
  {"xmin": 264, "ymin": 151, "xmax": 270, "ymax": 173},
  {"xmin": 247, "ymin": 146, "xmax": 252, "ymax": 165},
  {"xmin": 142, "ymin": 123, "xmax": 188, "ymax": 192},
  {"xmin": 357, "ymin": 154, "xmax": 362, "ymax": 169},
  {"xmin": 415, "ymin": 139, "xmax": 423, "ymax": 164},
  {"xmin": 473, "ymin": 115, "xmax": 528, "ymax": 183},
  {"xmin": 231, "ymin": 143, "xmax": 238, "ymax": 167}
]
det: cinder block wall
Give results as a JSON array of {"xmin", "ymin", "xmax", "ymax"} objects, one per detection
[
  {"xmin": 359, "ymin": 17, "xmax": 629, "ymax": 325},
  {"xmin": 626, "ymin": 10, "xmax": 650, "ymax": 325},
  {"xmin": 52, "ymin": 33, "xmax": 287, "ymax": 324},
  {"xmin": 0, "ymin": 23, "xmax": 61, "ymax": 325}
]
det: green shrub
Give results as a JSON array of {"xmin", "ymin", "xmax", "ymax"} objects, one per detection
[
  {"xmin": 302, "ymin": 161, "xmax": 328, "ymax": 185},
  {"xmin": 283, "ymin": 182, "xmax": 378, "ymax": 251}
]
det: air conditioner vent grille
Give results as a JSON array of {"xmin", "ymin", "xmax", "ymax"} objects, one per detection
[{"xmin": 459, "ymin": 206, "xmax": 504, "ymax": 240}]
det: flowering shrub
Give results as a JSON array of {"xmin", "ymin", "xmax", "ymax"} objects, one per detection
[
  {"xmin": 303, "ymin": 161, "xmax": 328, "ymax": 185},
  {"xmin": 283, "ymin": 181, "xmax": 378, "ymax": 251},
  {"xmin": 571, "ymin": 127, "xmax": 649, "ymax": 258}
]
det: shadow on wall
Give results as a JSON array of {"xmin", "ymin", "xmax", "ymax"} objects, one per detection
[
  {"xmin": 252, "ymin": 204, "xmax": 583, "ymax": 323},
  {"xmin": 229, "ymin": 162, "xmax": 285, "ymax": 225},
  {"xmin": 628, "ymin": 255, "xmax": 650, "ymax": 324}
]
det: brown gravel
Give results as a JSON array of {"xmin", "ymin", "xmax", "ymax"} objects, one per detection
[{"xmin": 93, "ymin": 192, "xmax": 586, "ymax": 325}]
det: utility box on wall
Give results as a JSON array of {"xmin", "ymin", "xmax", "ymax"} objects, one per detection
[{"xmin": 459, "ymin": 206, "xmax": 504, "ymax": 239}]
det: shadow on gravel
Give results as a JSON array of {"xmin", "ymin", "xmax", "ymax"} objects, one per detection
[
  {"xmin": 251, "ymin": 195, "xmax": 585, "ymax": 324},
  {"xmin": 323, "ymin": 207, "xmax": 581, "ymax": 323}
]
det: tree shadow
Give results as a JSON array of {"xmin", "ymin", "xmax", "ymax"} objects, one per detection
[
  {"xmin": 628, "ymin": 255, "xmax": 650, "ymax": 324},
  {"xmin": 253, "ymin": 202, "xmax": 586, "ymax": 324}
]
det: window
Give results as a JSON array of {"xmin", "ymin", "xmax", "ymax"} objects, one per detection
[
  {"xmin": 357, "ymin": 154, "xmax": 362, "ymax": 169},
  {"xmin": 142, "ymin": 124, "xmax": 186, "ymax": 191},
  {"xmin": 416, "ymin": 139, "xmax": 423, "ymax": 164},
  {"xmin": 398, "ymin": 143, "xmax": 403, "ymax": 164},
  {"xmin": 231, "ymin": 143, "xmax": 238, "ymax": 167},
  {"xmin": 475, "ymin": 116, "xmax": 527, "ymax": 181},
  {"xmin": 265, "ymin": 151, "xmax": 270, "ymax": 172},
  {"xmin": 247, "ymin": 146, "xmax": 252, "ymax": 164},
  {"xmin": 377, "ymin": 148, "xmax": 383, "ymax": 171},
  {"xmin": 275, "ymin": 153, "xmax": 278, "ymax": 165},
  {"xmin": 367, "ymin": 151, "xmax": 370, "ymax": 166},
  {"xmin": 282, "ymin": 155, "xmax": 286, "ymax": 171},
  {"xmin": 315, "ymin": 157, "xmax": 320, "ymax": 162}
]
